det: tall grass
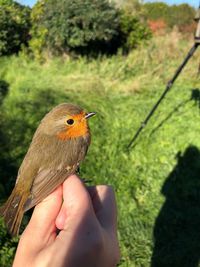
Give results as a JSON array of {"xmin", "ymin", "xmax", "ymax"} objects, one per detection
[{"xmin": 0, "ymin": 31, "xmax": 200, "ymax": 266}]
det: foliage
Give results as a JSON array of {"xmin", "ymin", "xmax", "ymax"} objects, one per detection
[
  {"xmin": 0, "ymin": 33, "xmax": 200, "ymax": 266},
  {"xmin": 29, "ymin": 0, "xmax": 152, "ymax": 57},
  {"xmin": 167, "ymin": 4, "xmax": 195, "ymax": 30},
  {"xmin": 0, "ymin": 0, "xmax": 196, "ymax": 58},
  {"xmin": 0, "ymin": 0, "xmax": 31, "ymax": 56},
  {"xmin": 116, "ymin": 0, "xmax": 145, "ymax": 17},
  {"xmin": 0, "ymin": 218, "xmax": 18, "ymax": 267},
  {"xmin": 29, "ymin": 0, "xmax": 47, "ymax": 60},
  {"xmin": 143, "ymin": 2, "xmax": 195, "ymax": 32},
  {"xmin": 118, "ymin": 9, "xmax": 152, "ymax": 52},
  {"xmin": 144, "ymin": 2, "xmax": 169, "ymax": 22},
  {"xmin": 30, "ymin": 0, "xmax": 119, "ymax": 56}
]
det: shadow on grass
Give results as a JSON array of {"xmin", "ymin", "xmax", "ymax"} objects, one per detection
[
  {"xmin": 151, "ymin": 145, "xmax": 200, "ymax": 267},
  {"xmin": 0, "ymin": 80, "xmax": 9, "ymax": 104},
  {"xmin": 191, "ymin": 88, "xmax": 200, "ymax": 109},
  {"xmin": 0, "ymin": 80, "xmax": 12, "ymax": 197},
  {"xmin": 150, "ymin": 88, "xmax": 200, "ymax": 137}
]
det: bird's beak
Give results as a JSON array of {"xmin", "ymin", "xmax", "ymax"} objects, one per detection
[{"xmin": 85, "ymin": 112, "xmax": 96, "ymax": 119}]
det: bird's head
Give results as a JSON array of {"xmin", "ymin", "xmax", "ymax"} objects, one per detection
[{"xmin": 39, "ymin": 103, "xmax": 95, "ymax": 140}]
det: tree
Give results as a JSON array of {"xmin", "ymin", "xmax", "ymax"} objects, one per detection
[
  {"xmin": 168, "ymin": 4, "xmax": 195, "ymax": 30},
  {"xmin": 143, "ymin": 2, "xmax": 169, "ymax": 22},
  {"xmin": 0, "ymin": 0, "xmax": 31, "ymax": 56},
  {"xmin": 30, "ymin": 0, "xmax": 119, "ymax": 55}
]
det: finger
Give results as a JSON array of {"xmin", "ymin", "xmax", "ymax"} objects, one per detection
[
  {"xmin": 22, "ymin": 185, "xmax": 63, "ymax": 250},
  {"xmin": 87, "ymin": 185, "xmax": 117, "ymax": 232},
  {"xmin": 55, "ymin": 202, "xmax": 66, "ymax": 230},
  {"xmin": 56, "ymin": 174, "xmax": 95, "ymax": 230}
]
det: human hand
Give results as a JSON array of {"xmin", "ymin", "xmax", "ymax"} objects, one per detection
[{"xmin": 13, "ymin": 175, "xmax": 120, "ymax": 267}]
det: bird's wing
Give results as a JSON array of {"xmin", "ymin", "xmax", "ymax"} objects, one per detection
[{"xmin": 24, "ymin": 165, "xmax": 77, "ymax": 211}]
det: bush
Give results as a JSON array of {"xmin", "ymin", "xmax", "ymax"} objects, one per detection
[
  {"xmin": 0, "ymin": 0, "xmax": 31, "ymax": 56},
  {"xmin": 118, "ymin": 9, "xmax": 152, "ymax": 53},
  {"xmin": 30, "ymin": 0, "xmax": 119, "ymax": 56}
]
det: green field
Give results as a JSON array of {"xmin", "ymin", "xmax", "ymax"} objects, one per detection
[{"xmin": 0, "ymin": 33, "xmax": 200, "ymax": 266}]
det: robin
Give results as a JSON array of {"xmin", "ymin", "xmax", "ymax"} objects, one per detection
[{"xmin": 0, "ymin": 103, "xmax": 95, "ymax": 236}]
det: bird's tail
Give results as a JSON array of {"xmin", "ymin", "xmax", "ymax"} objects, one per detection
[{"xmin": 0, "ymin": 187, "xmax": 27, "ymax": 236}]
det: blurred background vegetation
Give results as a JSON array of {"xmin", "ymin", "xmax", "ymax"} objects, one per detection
[{"xmin": 0, "ymin": 0, "xmax": 200, "ymax": 266}]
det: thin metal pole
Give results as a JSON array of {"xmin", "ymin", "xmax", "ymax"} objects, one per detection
[{"xmin": 127, "ymin": 43, "xmax": 199, "ymax": 149}]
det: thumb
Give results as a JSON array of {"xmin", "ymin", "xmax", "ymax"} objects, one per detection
[{"xmin": 56, "ymin": 175, "xmax": 96, "ymax": 230}]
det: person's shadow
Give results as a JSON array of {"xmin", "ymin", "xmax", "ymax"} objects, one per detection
[{"xmin": 151, "ymin": 145, "xmax": 200, "ymax": 267}]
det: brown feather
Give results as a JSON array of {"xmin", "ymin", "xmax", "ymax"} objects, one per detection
[{"xmin": 0, "ymin": 187, "xmax": 29, "ymax": 236}]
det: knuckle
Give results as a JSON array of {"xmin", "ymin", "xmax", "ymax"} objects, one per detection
[{"xmin": 99, "ymin": 185, "xmax": 115, "ymax": 197}]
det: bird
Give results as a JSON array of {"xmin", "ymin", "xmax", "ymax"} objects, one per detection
[{"xmin": 0, "ymin": 103, "xmax": 95, "ymax": 236}]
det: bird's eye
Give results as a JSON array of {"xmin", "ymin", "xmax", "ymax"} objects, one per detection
[{"xmin": 66, "ymin": 119, "xmax": 74, "ymax": 125}]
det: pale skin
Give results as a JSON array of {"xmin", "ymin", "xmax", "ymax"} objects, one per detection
[{"xmin": 13, "ymin": 175, "xmax": 120, "ymax": 267}]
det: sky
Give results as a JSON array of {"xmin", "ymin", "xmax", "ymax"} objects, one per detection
[{"xmin": 16, "ymin": 0, "xmax": 199, "ymax": 7}]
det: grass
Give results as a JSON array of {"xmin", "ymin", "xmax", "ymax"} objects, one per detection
[{"xmin": 0, "ymin": 31, "xmax": 200, "ymax": 266}]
